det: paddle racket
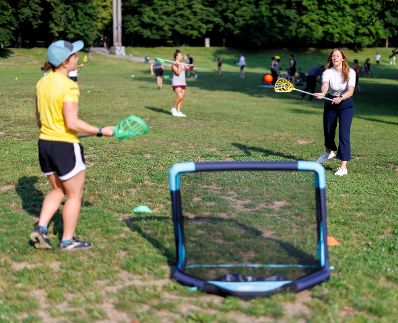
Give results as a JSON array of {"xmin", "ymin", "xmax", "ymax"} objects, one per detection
[
  {"xmin": 79, "ymin": 115, "xmax": 149, "ymax": 139},
  {"xmin": 274, "ymin": 77, "xmax": 333, "ymax": 101}
]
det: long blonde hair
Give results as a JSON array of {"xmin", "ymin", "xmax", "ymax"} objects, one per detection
[{"xmin": 325, "ymin": 48, "xmax": 350, "ymax": 83}]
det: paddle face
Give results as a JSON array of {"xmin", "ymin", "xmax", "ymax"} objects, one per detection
[
  {"xmin": 113, "ymin": 115, "xmax": 149, "ymax": 140},
  {"xmin": 274, "ymin": 77, "xmax": 295, "ymax": 93}
]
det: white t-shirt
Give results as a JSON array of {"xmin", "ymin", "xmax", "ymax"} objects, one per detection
[
  {"xmin": 238, "ymin": 56, "xmax": 246, "ymax": 66},
  {"xmin": 322, "ymin": 67, "xmax": 356, "ymax": 97},
  {"xmin": 68, "ymin": 69, "xmax": 78, "ymax": 78}
]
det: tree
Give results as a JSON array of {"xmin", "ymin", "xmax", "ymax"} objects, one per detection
[
  {"xmin": 47, "ymin": 0, "xmax": 100, "ymax": 45},
  {"xmin": 0, "ymin": 0, "xmax": 16, "ymax": 47}
]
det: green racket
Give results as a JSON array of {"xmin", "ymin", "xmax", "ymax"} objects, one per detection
[
  {"xmin": 78, "ymin": 115, "xmax": 149, "ymax": 139},
  {"xmin": 113, "ymin": 115, "xmax": 149, "ymax": 139}
]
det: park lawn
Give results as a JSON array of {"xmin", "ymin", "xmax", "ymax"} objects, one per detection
[{"xmin": 0, "ymin": 47, "xmax": 397, "ymax": 322}]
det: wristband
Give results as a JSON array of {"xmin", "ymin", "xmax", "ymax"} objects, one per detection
[{"xmin": 97, "ymin": 128, "xmax": 103, "ymax": 137}]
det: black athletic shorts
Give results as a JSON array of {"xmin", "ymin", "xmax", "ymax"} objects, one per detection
[
  {"xmin": 38, "ymin": 139, "xmax": 86, "ymax": 181},
  {"xmin": 154, "ymin": 69, "xmax": 164, "ymax": 77}
]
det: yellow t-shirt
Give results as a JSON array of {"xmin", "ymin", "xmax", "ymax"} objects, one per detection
[{"xmin": 36, "ymin": 71, "xmax": 80, "ymax": 143}]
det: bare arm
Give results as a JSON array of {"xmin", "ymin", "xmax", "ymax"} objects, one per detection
[
  {"xmin": 35, "ymin": 98, "xmax": 41, "ymax": 129},
  {"xmin": 63, "ymin": 102, "xmax": 114, "ymax": 136},
  {"xmin": 315, "ymin": 82, "xmax": 329, "ymax": 100},
  {"xmin": 172, "ymin": 63, "xmax": 180, "ymax": 76}
]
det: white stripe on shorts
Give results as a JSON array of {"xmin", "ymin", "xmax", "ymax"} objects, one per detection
[{"xmin": 59, "ymin": 143, "xmax": 86, "ymax": 181}]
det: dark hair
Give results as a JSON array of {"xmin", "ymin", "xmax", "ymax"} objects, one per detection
[
  {"xmin": 174, "ymin": 49, "xmax": 182, "ymax": 59},
  {"xmin": 41, "ymin": 62, "xmax": 56, "ymax": 72}
]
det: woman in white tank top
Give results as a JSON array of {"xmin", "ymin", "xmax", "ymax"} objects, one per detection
[{"xmin": 170, "ymin": 49, "xmax": 191, "ymax": 117}]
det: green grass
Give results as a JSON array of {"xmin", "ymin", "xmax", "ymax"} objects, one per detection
[{"xmin": 0, "ymin": 46, "xmax": 397, "ymax": 322}]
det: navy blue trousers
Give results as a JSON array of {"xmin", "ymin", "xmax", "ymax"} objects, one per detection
[{"xmin": 323, "ymin": 97, "xmax": 354, "ymax": 161}]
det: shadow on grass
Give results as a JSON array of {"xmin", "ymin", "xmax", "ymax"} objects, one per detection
[
  {"xmin": 182, "ymin": 216, "xmax": 319, "ymax": 274},
  {"xmin": 15, "ymin": 176, "xmax": 91, "ymax": 237},
  {"xmin": 355, "ymin": 116, "xmax": 398, "ymax": 126},
  {"xmin": 232, "ymin": 143, "xmax": 299, "ymax": 160},
  {"xmin": 124, "ymin": 216, "xmax": 175, "ymax": 266},
  {"xmin": 146, "ymin": 106, "xmax": 171, "ymax": 115},
  {"xmin": 15, "ymin": 176, "xmax": 44, "ymax": 218},
  {"xmin": 0, "ymin": 49, "xmax": 12, "ymax": 58}
]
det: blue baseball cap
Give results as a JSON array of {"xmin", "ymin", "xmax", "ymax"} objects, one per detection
[{"xmin": 47, "ymin": 40, "xmax": 84, "ymax": 67}]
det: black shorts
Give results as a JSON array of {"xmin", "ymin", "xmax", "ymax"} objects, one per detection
[
  {"xmin": 38, "ymin": 140, "xmax": 86, "ymax": 181},
  {"xmin": 154, "ymin": 69, "xmax": 164, "ymax": 77}
]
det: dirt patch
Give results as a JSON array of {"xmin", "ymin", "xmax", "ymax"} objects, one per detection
[
  {"xmin": 390, "ymin": 164, "xmax": 398, "ymax": 172},
  {"xmin": 282, "ymin": 290, "xmax": 311, "ymax": 318},
  {"xmin": 296, "ymin": 139, "xmax": 313, "ymax": 145},
  {"xmin": 11, "ymin": 261, "xmax": 40, "ymax": 271},
  {"xmin": 0, "ymin": 184, "xmax": 14, "ymax": 192}
]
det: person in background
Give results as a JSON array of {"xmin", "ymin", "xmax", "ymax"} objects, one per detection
[
  {"xmin": 31, "ymin": 40, "xmax": 115, "ymax": 251},
  {"xmin": 375, "ymin": 52, "xmax": 381, "ymax": 65},
  {"xmin": 389, "ymin": 48, "xmax": 397, "ymax": 65},
  {"xmin": 237, "ymin": 53, "xmax": 246, "ymax": 78},
  {"xmin": 170, "ymin": 49, "xmax": 189, "ymax": 117},
  {"xmin": 67, "ymin": 62, "xmax": 84, "ymax": 82},
  {"xmin": 150, "ymin": 58, "xmax": 164, "ymax": 90},
  {"xmin": 301, "ymin": 65, "xmax": 324, "ymax": 100},
  {"xmin": 288, "ymin": 54, "xmax": 297, "ymax": 84},
  {"xmin": 186, "ymin": 54, "xmax": 198, "ymax": 79},
  {"xmin": 270, "ymin": 56, "xmax": 281, "ymax": 85},
  {"xmin": 363, "ymin": 58, "xmax": 371, "ymax": 77},
  {"xmin": 216, "ymin": 55, "xmax": 223, "ymax": 76},
  {"xmin": 353, "ymin": 59, "xmax": 361, "ymax": 93},
  {"xmin": 315, "ymin": 48, "xmax": 356, "ymax": 177}
]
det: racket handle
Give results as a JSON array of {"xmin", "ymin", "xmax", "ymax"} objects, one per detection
[{"xmin": 293, "ymin": 88, "xmax": 333, "ymax": 102}]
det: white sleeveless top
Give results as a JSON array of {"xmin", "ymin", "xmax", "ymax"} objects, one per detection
[{"xmin": 172, "ymin": 63, "xmax": 186, "ymax": 86}]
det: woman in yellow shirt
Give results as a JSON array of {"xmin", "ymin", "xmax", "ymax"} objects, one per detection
[{"xmin": 31, "ymin": 40, "xmax": 114, "ymax": 251}]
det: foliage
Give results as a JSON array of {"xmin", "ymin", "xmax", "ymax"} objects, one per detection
[
  {"xmin": 1, "ymin": 0, "xmax": 398, "ymax": 49},
  {"xmin": 0, "ymin": 0, "xmax": 16, "ymax": 47}
]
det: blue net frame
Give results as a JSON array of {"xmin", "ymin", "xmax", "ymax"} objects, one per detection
[{"xmin": 169, "ymin": 161, "xmax": 330, "ymax": 298}]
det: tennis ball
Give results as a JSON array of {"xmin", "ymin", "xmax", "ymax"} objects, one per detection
[
  {"xmin": 15, "ymin": 77, "xmax": 19, "ymax": 80},
  {"xmin": 131, "ymin": 74, "xmax": 135, "ymax": 78},
  {"xmin": 264, "ymin": 74, "xmax": 273, "ymax": 83}
]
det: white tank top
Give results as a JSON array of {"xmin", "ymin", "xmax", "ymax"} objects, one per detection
[{"xmin": 172, "ymin": 63, "xmax": 186, "ymax": 86}]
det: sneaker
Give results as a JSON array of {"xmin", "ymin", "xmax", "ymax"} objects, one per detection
[
  {"xmin": 170, "ymin": 107, "xmax": 177, "ymax": 115},
  {"xmin": 334, "ymin": 168, "xmax": 348, "ymax": 176},
  {"xmin": 176, "ymin": 111, "xmax": 186, "ymax": 117},
  {"xmin": 316, "ymin": 151, "xmax": 336, "ymax": 163},
  {"xmin": 30, "ymin": 223, "xmax": 52, "ymax": 249},
  {"xmin": 59, "ymin": 237, "xmax": 92, "ymax": 251}
]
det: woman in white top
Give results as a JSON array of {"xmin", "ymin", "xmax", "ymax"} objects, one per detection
[
  {"xmin": 170, "ymin": 49, "xmax": 189, "ymax": 117},
  {"xmin": 238, "ymin": 53, "xmax": 246, "ymax": 78},
  {"xmin": 315, "ymin": 48, "xmax": 356, "ymax": 176}
]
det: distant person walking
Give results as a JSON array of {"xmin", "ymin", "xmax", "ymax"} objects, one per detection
[
  {"xmin": 237, "ymin": 53, "xmax": 246, "ymax": 78},
  {"xmin": 363, "ymin": 58, "xmax": 371, "ymax": 77},
  {"xmin": 301, "ymin": 65, "xmax": 324, "ymax": 100},
  {"xmin": 288, "ymin": 54, "xmax": 297, "ymax": 84},
  {"xmin": 353, "ymin": 59, "xmax": 361, "ymax": 93},
  {"xmin": 315, "ymin": 48, "xmax": 356, "ymax": 177},
  {"xmin": 150, "ymin": 58, "xmax": 164, "ymax": 90},
  {"xmin": 375, "ymin": 52, "xmax": 381, "ymax": 65},
  {"xmin": 186, "ymin": 54, "xmax": 198, "ymax": 78},
  {"xmin": 170, "ymin": 49, "xmax": 188, "ymax": 117},
  {"xmin": 216, "ymin": 55, "xmax": 223, "ymax": 76},
  {"xmin": 389, "ymin": 48, "xmax": 397, "ymax": 65}
]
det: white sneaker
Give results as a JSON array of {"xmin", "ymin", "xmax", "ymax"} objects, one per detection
[
  {"xmin": 316, "ymin": 151, "xmax": 336, "ymax": 163},
  {"xmin": 171, "ymin": 107, "xmax": 177, "ymax": 115},
  {"xmin": 176, "ymin": 111, "xmax": 186, "ymax": 117},
  {"xmin": 334, "ymin": 168, "xmax": 348, "ymax": 176}
]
